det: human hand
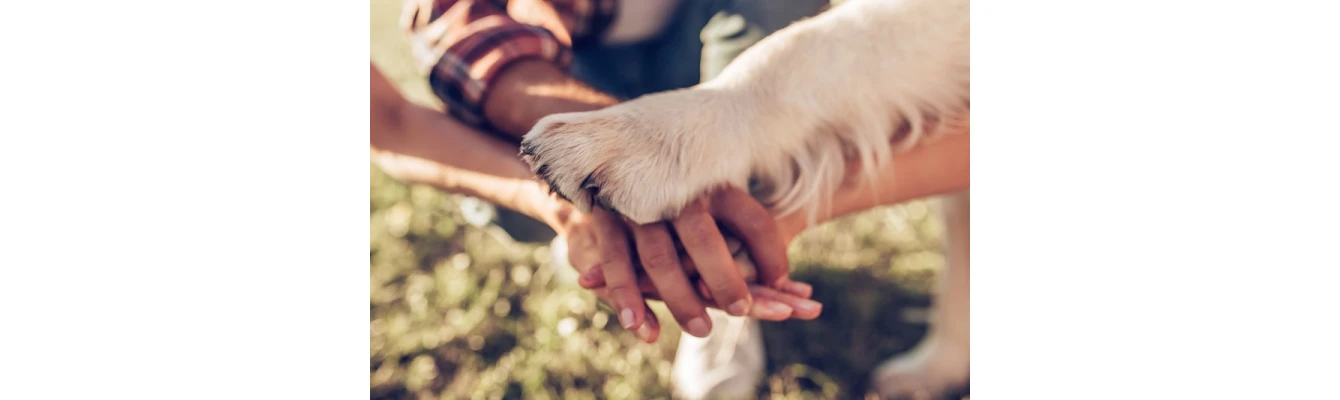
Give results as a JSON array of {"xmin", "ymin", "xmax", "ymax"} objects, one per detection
[
  {"xmin": 562, "ymin": 187, "xmax": 823, "ymax": 336},
  {"xmin": 546, "ymin": 186, "xmax": 821, "ymax": 342}
]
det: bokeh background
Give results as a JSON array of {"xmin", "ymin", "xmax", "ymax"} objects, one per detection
[{"xmin": 371, "ymin": 0, "xmax": 955, "ymax": 398}]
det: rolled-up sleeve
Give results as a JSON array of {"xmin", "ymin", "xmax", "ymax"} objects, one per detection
[{"xmin": 402, "ymin": 0, "xmax": 617, "ymax": 128}]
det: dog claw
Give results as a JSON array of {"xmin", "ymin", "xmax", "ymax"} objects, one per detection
[{"xmin": 580, "ymin": 173, "xmax": 597, "ymax": 190}]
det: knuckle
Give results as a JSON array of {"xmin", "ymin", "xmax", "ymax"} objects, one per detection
[
  {"xmin": 686, "ymin": 197, "xmax": 711, "ymax": 212},
  {"xmin": 597, "ymin": 259, "xmax": 629, "ymax": 276},
  {"xmin": 706, "ymin": 279, "xmax": 740, "ymax": 299},
  {"xmin": 640, "ymin": 250, "xmax": 680, "ymax": 273},
  {"xmin": 743, "ymin": 216, "xmax": 778, "ymax": 236},
  {"xmin": 604, "ymin": 276, "xmax": 637, "ymax": 292},
  {"xmin": 676, "ymin": 222, "xmax": 717, "ymax": 247},
  {"xmin": 682, "ymin": 205, "xmax": 713, "ymax": 222},
  {"xmin": 597, "ymin": 246, "xmax": 630, "ymax": 267},
  {"xmin": 606, "ymin": 282, "xmax": 641, "ymax": 299}
]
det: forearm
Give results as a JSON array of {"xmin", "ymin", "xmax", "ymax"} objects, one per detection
[
  {"xmin": 373, "ymin": 106, "xmax": 566, "ymax": 227},
  {"xmin": 482, "ymin": 59, "xmax": 620, "ymax": 138},
  {"xmin": 778, "ymin": 125, "xmax": 970, "ymax": 238},
  {"xmin": 842, "ymin": 132, "xmax": 970, "ymax": 212},
  {"xmin": 371, "ymin": 65, "xmax": 565, "ymax": 228}
]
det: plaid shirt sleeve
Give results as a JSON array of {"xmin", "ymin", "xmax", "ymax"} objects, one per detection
[{"xmin": 402, "ymin": 0, "xmax": 618, "ymax": 128}]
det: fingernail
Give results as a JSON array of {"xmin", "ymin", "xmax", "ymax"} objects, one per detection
[
  {"xmin": 794, "ymin": 299, "xmax": 822, "ymax": 313},
  {"xmin": 619, "ymin": 308, "xmax": 636, "ymax": 329},
  {"xmin": 684, "ymin": 317, "xmax": 711, "ymax": 337},
  {"xmin": 764, "ymin": 301, "xmax": 793, "ymax": 314},
  {"xmin": 635, "ymin": 323, "xmax": 657, "ymax": 343},
  {"xmin": 726, "ymin": 299, "xmax": 751, "ymax": 316}
]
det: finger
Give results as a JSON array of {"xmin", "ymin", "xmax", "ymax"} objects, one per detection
[
  {"xmin": 673, "ymin": 200, "xmax": 753, "ymax": 317},
  {"xmin": 416, "ymin": 0, "xmax": 434, "ymax": 30},
  {"xmin": 579, "ymin": 263, "xmax": 663, "ymax": 295},
  {"xmin": 632, "ymin": 302, "xmax": 661, "ymax": 343},
  {"xmin": 721, "ymin": 233, "xmax": 750, "ymax": 281},
  {"xmin": 711, "ymin": 186, "xmax": 791, "ymax": 289},
  {"xmin": 399, "ymin": 0, "xmax": 417, "ymax": 32},
  {"xmin": 746, "ymin": 287, "xmax": 796, "ymax": 321},
  {"xmin": 753, "ymin": 285, "xmax": 823, "ymax": 320},
  {"xmin": 582, "ymin": 234, "xmax": 788, "ymax": 309},
  {"xmin": 593, "ymin": 288, "xmax": 661, "ymax": 343},
  {"xmin": 400, "ymin": 0, "xmax": 432, "ymax": 33},
  {"xmin": 717, "ymin": 249, "xmax": 811, "ymax": 299},
  {"xmin": 693, "ymin": 282, "xmax": 796, "ymax": 321},
  {"xmin": 781, "ymin": 281, "xmax": 813, "ymax": 298},
  {"xmin": 687, "ymin": 278, "xmax": 801, "ymax": 321},
  {"xmin": 577, "ymin": 265, "xmax": 605, "ymax": 289},
  {"xmin": 627, "ymin": 219, "xmax": 713, "ymax": 338},
  {"xmin": 591, "ymin": 207, "xmax": 648, "ymax": 331},
  {"xmin": 683, "ymin": 251, "xmax": 811, "ymax": 301}
]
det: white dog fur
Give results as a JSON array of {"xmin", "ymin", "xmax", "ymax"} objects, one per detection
[{"xmin": 521, "ymin": 0, "xmax": 969, "ymax": 397}]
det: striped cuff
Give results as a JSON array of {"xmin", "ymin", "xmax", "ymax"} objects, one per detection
[{"xmin": 423, "ymin": 19, "xmax": 572, "ymax": 128}]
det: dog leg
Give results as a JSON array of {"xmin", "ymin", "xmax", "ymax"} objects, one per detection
[
  {"xmin": 873, "ymin": 191, "xmax": 969, "ymax": 399},
  {"xmin": 520, "ymin": 0, "xmax": 969, "ymax": 226}
]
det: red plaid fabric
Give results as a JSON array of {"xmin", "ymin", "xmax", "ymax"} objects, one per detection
[{"xmin": 402, "ymin": 0, "xmax": 618, "ymax": 128}]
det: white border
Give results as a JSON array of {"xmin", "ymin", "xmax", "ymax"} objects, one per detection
[{"xmin": 1, "ymin": 0, "xmax": 1339, "ymax": 398}]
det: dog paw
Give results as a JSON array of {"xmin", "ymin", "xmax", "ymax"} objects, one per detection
[
  {"xmin": 520, "ymin": 88, "xmax": 758, "ymax": 224},
  {"xmin": 871, "ymin": 336, "xmax": 969, "ymax": 400}
]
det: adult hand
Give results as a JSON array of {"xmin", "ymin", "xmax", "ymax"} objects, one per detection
[
  {"xmin": 547, "ymin": 187, "xmax": 821, "ymax": 342},
  {"xmin": 569, "ymin": 187, "xmax": 823, "ymax": 334},
  {"xmin": 483, "ymin": 56, "xmax": 827, "ymax": 338}
]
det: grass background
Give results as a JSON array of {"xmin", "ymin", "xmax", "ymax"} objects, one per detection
[{"xmin": 370, "ymin": 1, "xmax": 956, "ymax": 397}]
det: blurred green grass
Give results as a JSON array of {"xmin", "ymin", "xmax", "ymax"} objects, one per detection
[{"xmin": 370, "ymin": 1, "xmax": 952, "ymax": 398}]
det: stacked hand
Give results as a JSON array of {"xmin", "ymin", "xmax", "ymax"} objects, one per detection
[
  {"xmin": 373, "ymin": 60, "xmax": 966, "ymax": 345},
  {"xmin": 544, "ymin": 186, "xmax": 822, "ymax": 343},
  {"xmin": 371, "ymin": 60, "xmax": 821, "ymax": 344}
]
